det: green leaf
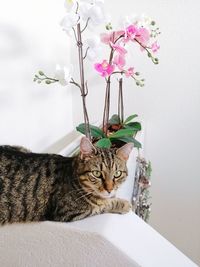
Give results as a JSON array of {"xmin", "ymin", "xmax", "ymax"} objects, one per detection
[
  {"xmin": 124, "ymin": 122, "xmax": 142, "ymax": 131},
  {"xmin": 109, "ymin": 114, "xmax": 120, "ymax": 125},
  {"xmin": 109, "ymin": 129, "xmax": 136, "ymax": 139},
  {"xmin": 76, "ymin": 123, "xmax": 105, "ymax": 138},
  {"xmin": 95, "ymin": 138, "xmax": 112, "ymax": 148},
  {"xmin": 124, "ymin": 114, "xmax": 138, "ymax": 124},
  {"xmin": 118, "ymin": 136, "xmax": 142, "ymax": 149}
]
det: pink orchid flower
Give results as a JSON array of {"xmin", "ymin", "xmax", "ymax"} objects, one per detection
[
  {"xmin": 135, "ymin": 27, "xmax": 150, "ymax": 47},
  {"xmin": 125, "ymin": 67, "xmax": 134, "ymax": 78},
  {"xmin": 124, "ymin": 25, "xmax": 139, "ymax": 42},
  {"xmin": 151, "ymin": 41, "xmax": 160, "ymax": 53},
  {"xmin": 113, "ymin": 54, "xmax": 126, "ymax": 70},
  {"xmin": 110, "ymin": 43, "xmax": 127, "ymax": 55},
  {"xmin": 94, "ymin": 60, "xmax": 115, "ymax": 77},
  {"xmin": 100, "ymin": 30, "xmax": 125, "ymax": 44}
]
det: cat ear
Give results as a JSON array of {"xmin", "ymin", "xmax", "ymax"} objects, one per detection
[
  {"xmin": 116, "ymin": 143, "xmax": 134, "ymax": 161},
  {"xmin": 80, "ymin": 137, "xmax": 96, "ymax": 157}
]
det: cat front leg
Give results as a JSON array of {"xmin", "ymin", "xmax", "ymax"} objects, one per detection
[
  {"xmin": 53, "ymin": 198, "xmax": 132, "ymax": 222},
  {"xmin": 94, "ymin": 198, "xmax": 132, "ymax": 215},
  {"xmin": 105, "ymin": 198, "xmax": 132, "ymax": 214}
]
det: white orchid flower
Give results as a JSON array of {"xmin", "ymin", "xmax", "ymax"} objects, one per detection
[
  {"xmin": 90, "ymin": 3, "xmax": 106, "ymax": 26},
  {"xmin": 60, "ymin": 11, "xmax": 79, "ymax": 34},
  {"xmin": 64, "ymin": 0, "xmax": 104, "ymax": 11},
  {"xmin": 79, "ymin": 0, "xmax": 93, "ymax": 3},
  {"xmin": 87, "ymin": 47, "xmax": 102, "ymax": 61},
  {"xmin": 78, "ymin": 0, "xmax": 104, "ymax": 4},
  {"xmin": 85, "ymin": 36, "xmax": 100, "ymax": 48},
  {"xmin": 61, "ymin": 0, "xmax": 106, "ymax": 34},
  {"xmin": 79, "ymin": 0, "xmax": 106, "ymax": 27},
  {"xmin": 78, "ymin": 2, "xmax": 91, "ymax": 21},
  {"xmin": 119, "ymin": 14, "xmax": 153, "ymax": 30},
  {"xmin": 92, "ymin": 0, "xmax": 104, "ymax": 4},
  {"xmin": 85, "ymin": 36, "xmax": 102, "ymax": 61},
  {"xmin": 64, "ymin": 0, "xmax": 76, "ymax": 11},
  {"xmin": 55, "ymin": 65, "xmax": 72, "ymax": 86}
]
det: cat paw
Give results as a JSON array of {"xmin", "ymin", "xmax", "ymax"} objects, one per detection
[{"xmin": 118, "ymin": 200, "xmax": 132, "ymax": 214}]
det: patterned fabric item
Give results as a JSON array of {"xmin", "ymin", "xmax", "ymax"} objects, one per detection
[{"xmin": 132, "ymin": 157, "xmax": 152, "ymax": 222}]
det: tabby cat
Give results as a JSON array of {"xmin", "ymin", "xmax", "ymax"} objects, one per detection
[{"xmin": 0, "ymin": 137, "xmax": 133, "ymax": 225}]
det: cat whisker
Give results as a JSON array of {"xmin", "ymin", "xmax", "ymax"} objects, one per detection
[
  {"xmin": 68, "ymin": 188, "xmax": 84, "ymax": 194},
  {"xmin": 75, "ymin": 191, "xmax": 93, "ymax": 201}
]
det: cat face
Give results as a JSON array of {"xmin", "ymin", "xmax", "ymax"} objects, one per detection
[{"xmin": 77, "ymin": 137, "xmax": 133, "ymax": 199}]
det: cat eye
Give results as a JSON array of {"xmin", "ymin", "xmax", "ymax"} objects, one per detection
[
  {"xmin": 114, "ymin": 170, "xmax": 122, "ymax": 178},
  {"xmin": 92, "ymin": 170, "xmax": 102, "ymax": 178}
]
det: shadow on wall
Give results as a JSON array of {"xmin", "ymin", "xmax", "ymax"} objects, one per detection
[
  {"xmin": 0, "ymin": 23, "xmax": 29, "ymax": 59},
  {"xmin": 0, "ymin": 23, "xmax": 29, "ymax": 108},
  {"xmin": 0, "ymin": 23, "xmax": 73, "ymax": 151}
]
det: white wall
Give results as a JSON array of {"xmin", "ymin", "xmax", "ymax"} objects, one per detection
[
  {"xmin": 72, "ymin": 0, "xmax": 200, "ymax": 265},
  {"xmin": 0, "ymin": 0, "xmax": 199, "ymax": 265},
  {"xmin": 0, "ymin": 0, "xmax": 73, "ymax": 152}
]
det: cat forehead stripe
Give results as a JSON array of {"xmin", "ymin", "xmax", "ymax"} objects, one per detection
[{"xmin": 99, "ymin": 149, "xmax": 113, "ymax": 168}]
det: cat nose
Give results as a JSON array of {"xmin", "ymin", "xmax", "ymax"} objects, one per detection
[
  {"xmin": 106, "ymin": 189, "xmax": 112, "ymax": 193},
  {"xmin": 105, "ymin": 187, "xmax": 113, "ymax": 194},
  {"xmin": 104, "ymin": 181, "xmax": 114, "ymax": 193}
]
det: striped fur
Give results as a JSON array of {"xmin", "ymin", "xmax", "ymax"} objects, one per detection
[{"xmin": 0, "ymin": 144, "xmax": 132, "ymax": 225}]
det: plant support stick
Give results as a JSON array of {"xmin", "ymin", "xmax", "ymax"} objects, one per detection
[
  {"xmin": 76, "ymin": 23, "xmax": 91, "ymax": 140},
  {"xmin": 118, "ymin": 78, "xmax": 124, "ymax": 124}
]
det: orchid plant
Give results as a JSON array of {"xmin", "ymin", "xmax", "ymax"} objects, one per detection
[{"xmin": 34, "ymin": 0, "xmax": 161, "ymax": 149}]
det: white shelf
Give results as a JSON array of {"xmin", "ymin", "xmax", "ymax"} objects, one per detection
[{"xmin": 0, "ymin": 130, "xmax": 197, "ymax": 267}]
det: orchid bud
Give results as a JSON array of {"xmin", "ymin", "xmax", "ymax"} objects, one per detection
[
  {"xmin": 45, "ymin": 80, "xmax": 51, "ymax": 84},
  {"xmin": 39, "ymin": 71, "xmax": 44, "ymax": 76}
]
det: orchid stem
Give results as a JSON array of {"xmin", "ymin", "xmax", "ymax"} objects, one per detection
[
  {"xmin": 102, "ymin": 46, "xmax": 115, "ymax": 136},
  {"xmin": 72, "ymin": 27, "xmax": 78, "ymax": 42},
  {"xmin": 118, "ymin": 78, "xmax": 124, "ymax": 124},
  {"xmin": 83, "ymin": 47, "xmax": 89, "ymax": 60},
  {"xmin": 75, "ymin": 1, "xmax": 79, "ymax": 14},
  {"xmin": 70, "ymin": 78, "xmax": 82, "ymax": 90},
  {"xmin": 81, "ymin": 18, "xmax": 90, "ymax": 33},
  {"xmin": 76, "ymin": 23, "xmax": 91, "ymax": 140},
  {"xmin": 102, "ymin": 79, "xmax": 111, "ymax": 137}
]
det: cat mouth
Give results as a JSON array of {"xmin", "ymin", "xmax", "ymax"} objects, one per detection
[
  {"xmin": 101, "ymin": 195, "xmax": 115, "ymax": 199},
  {"xmin": 98, "ymin": 191, "xmax": 116, "ymax": 199}
]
